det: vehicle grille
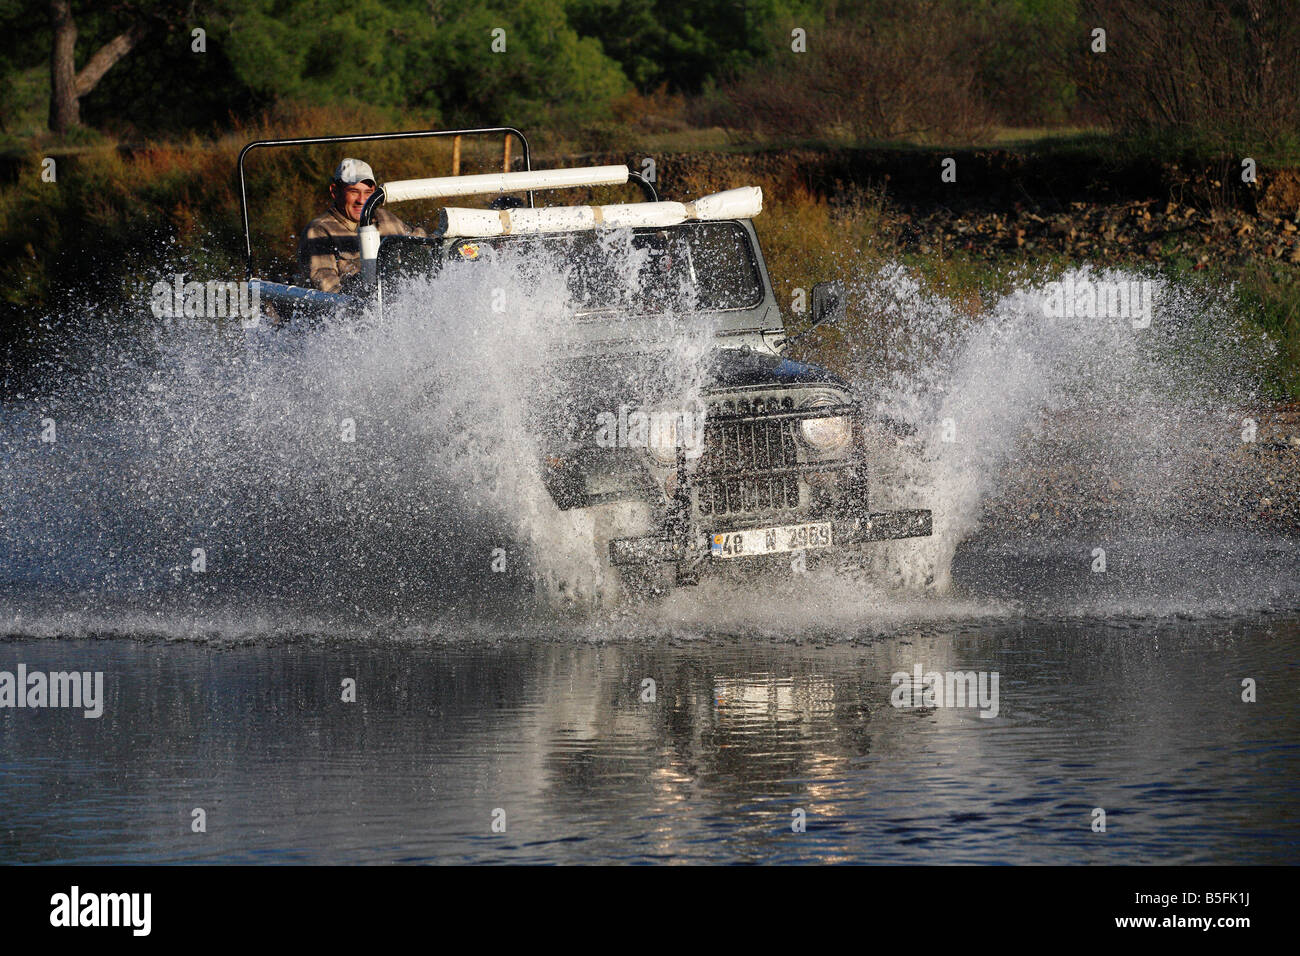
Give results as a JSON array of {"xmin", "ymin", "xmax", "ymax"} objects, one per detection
[{"xmin": 696, "ymin": 406, "xmax": 801, "ymax": 516}]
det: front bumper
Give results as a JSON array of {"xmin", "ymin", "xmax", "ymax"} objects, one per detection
[{"xmin": 609, "ymin": 508, "xmax": 933, "ymax": 567}]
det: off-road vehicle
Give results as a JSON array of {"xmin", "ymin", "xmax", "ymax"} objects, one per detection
[{"xmin": 239, "ymin": 127, "xmax": 932, "ymax": 599}]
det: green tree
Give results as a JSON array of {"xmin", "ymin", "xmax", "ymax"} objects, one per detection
[
  {"xmin": 566, "ymin": 0, "xmax": 821, "ymax": 94},
  {"xmin": 222, "ymin": 0, "xmax": 629, "ymax": 127}
]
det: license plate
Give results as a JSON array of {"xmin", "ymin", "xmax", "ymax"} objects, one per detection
[{"xmin": 710, "ymin": 522, "xmax": 833, "ymax": 559}]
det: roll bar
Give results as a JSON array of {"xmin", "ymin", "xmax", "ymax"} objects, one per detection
[
  {"xmin": 236, "ymin": 126, "xmax": 531, "ymax": 278},
  {"xmin": 355, "ymin": 164, "xmax": 647, "ymax": 229}
]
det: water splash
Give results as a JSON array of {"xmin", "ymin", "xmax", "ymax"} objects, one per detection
[
  {"xmin": 851, "ymin": 262, "xmax": 1292, "ymax": 606},
  {"xmin": 1, "ymin": 245, "xmax": 1295, "ymax": 639},
  {"xmin": 0, "ymin": 233, "xmax": 717, "ymax": 624}
]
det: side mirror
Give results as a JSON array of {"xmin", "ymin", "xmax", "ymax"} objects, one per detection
[
  {"xmin": 811, "ymin": 280, "xmax": 846, "ymax": 329},
  {"xmin": 775, "ymin": 280, "xmax": 848, "ymax": 353}
]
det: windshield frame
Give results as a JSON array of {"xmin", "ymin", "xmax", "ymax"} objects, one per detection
[{"xmin": 379, "ymin": 220, "xmax": 768, "ymax": 319}]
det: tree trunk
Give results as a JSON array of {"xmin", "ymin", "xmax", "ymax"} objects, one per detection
[
  {"xmin": 48, "ymin": 0, "xmax": 146, "ymax": 135},
  {"xmin": 48, "ymin": 0, "xmax": 79, "ymax": 133}
]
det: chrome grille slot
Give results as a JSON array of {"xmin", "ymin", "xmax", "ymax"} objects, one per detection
[{"xmin": 697, "ymin": 408, "xmax": 802, "ymax": 516}]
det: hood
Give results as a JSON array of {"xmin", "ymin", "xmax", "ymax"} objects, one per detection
[
  {"xmin": 537, "ymin": 347, "xmax": 852, "ymax": 440},
  {"xmin": 704, "ymin": 347, "xmax": 849, "ymax": 391},
  {"xmin": 551, "ymin": 347, "xmax": 847, "ymax": 402}
]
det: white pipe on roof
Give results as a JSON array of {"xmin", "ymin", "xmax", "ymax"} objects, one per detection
[
  {"xmin": 382, "ymin": 165, "xmax": 630, "ymax": 203},
  {"xmin": 434, "ymin": 187, "xmax": 763, "ymax": 238},
  {"xmin": 599, "ymin": 202, "xmax": 688, "ymax": 227},
  {"xmin": 685, "ymin": 186, "xmax": 762, "ymax": 220}
]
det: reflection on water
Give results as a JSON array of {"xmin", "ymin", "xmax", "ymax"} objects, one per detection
[{"xmin": 2, "ymin": 614, "xmax": 1296, "ymax": 864}]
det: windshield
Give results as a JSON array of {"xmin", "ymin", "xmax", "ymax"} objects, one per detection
[{"xmin": 441, "ymin": 221, "xmax": 763, "ymax": 316}]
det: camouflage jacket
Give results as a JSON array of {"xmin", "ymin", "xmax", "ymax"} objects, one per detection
[{"xmin": 297, "ymin": 206, "xmax": 426, "ymax": 293}]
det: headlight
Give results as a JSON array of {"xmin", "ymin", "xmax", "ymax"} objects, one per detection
[
  {"xmin": 799, "ymin": 412, "xmax": 852, "ymax": 451},
  {"xmin": 647, "ymin": 418, "xmax": 680, "ymax": 465},
  {"xmin": 646, "ymin": 404, "xmax": 705, "ymax": 466}
]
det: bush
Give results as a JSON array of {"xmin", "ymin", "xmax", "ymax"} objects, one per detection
[
  {"xmin": 704, "ymin": 0, "xmax": 1002, "ymax": 144},
  {"xmin": 1080, "ymin": 0, "xmax": 1300, "ymax": 152}
]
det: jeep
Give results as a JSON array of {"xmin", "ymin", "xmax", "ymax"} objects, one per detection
[{"xmin": 239, "ymin": 127, "xmax": 932, "ymax": 601}]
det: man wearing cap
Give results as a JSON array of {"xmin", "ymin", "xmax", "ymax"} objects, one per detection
[{"xmin": 297, "ymin": 158, "xmax": 426, "ymax": 294}]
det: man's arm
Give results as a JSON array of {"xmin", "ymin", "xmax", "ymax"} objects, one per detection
[{"xmin": 297, "ymin": 222, "xmax": 343, "ymax": 293}]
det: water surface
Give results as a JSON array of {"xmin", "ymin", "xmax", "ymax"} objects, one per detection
[{"xmin": 3, "ymin": 599, "xmax": 1295, "ymax": 864}]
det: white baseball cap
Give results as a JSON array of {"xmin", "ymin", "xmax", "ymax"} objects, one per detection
[{"xmin": 333, "ymin": 158, "xmax": 376, "ymax": 185}]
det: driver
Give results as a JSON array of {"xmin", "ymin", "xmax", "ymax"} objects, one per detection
[{"xmin": 297, "ymin": 158, "xmax": 425, "ymax": 293}]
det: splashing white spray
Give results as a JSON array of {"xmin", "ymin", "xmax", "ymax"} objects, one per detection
[{"xmin": 1, "ymin": 243, "xmax": 1294, "ymax": 638}]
